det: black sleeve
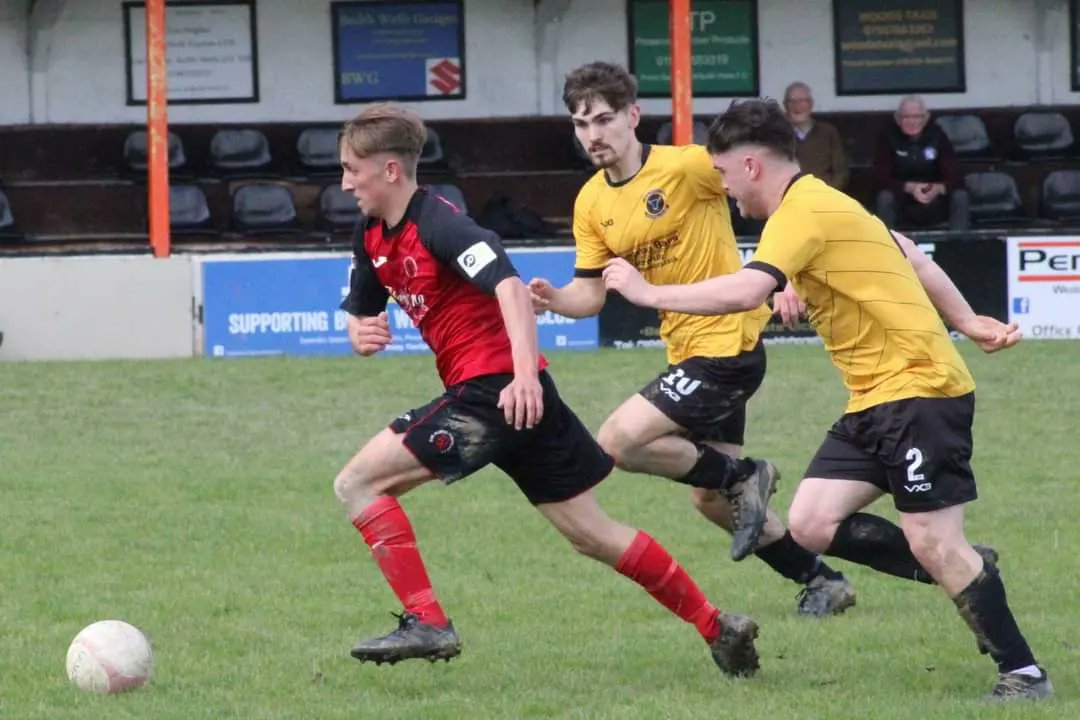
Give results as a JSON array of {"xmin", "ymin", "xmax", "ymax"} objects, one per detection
[
  {"xmin": 340, "ymin": 232, "xmax": 390, "ymax": 316},
  {"xmin": 422, "ymin": 212, "xmax": 519, "ymax": 294},
  {"xmin": 745, "ymin": 260, "xmax": 787, "ymax": 292}
]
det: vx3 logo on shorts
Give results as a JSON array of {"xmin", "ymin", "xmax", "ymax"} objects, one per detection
[{"xmin": 659, "ymin": 367, "xmax": 701, "ymax": 403}]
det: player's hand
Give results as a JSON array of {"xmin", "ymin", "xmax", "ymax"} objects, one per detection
[
  {"xmin": 498, "ymin": 374, "xmax": 543, "ymax": 430},
  {"xmin": 958, "ymin": 315, "xmax": 1022, "ymax": 353},
  {"xmin": 772, "ymin": 284, "xmax": 805, "ymax": 328},
  {"xmin": 347, "ymin": 312, "xmax": 392, "ymax": 356},
  {"xmin": 602, "ymin": 258, "xmax": 653, "ymax": 307},
  {"xmin": 528, "ymin": 277, "xmax": 554, "ymax": 315}
]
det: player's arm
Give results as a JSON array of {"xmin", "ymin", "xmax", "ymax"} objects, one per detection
[
  {"xmin": 530, "ymin": 274, "xmax": 606, "ymax": 318},
  {"xmin": 340, "ymin": 247, "xmax": 391, "ymax": 356},
  {"xmin": 892, "ymin": 230, "xmax": 1021, "ymax": 352},
  {"xmin": 602, "ymin": 259, "xmax": 777, "ymax": 315},
  {"xmin": 530, "ymin": 187, "xmax": 609, "ymax": 318},
  {"xmin": 428, "ymin": 216, "xmax": 543, "ymax": 428}
]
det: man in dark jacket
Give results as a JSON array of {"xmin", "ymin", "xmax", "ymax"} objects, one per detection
[{"xmin": 874, "ymin": 96, "xmax": 969, "ymax": 231}]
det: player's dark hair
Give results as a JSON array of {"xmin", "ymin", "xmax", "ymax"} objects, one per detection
[
  {"xmin": 562, "ymin": 62, "xmax": 638, "ymax": 114},
  {"xmin": 706, "ymin": 99, "xmax": 796, "ymax": 161},
  {"xmin": 340, "ymin": 103, "xmax": 427, "ymax": 179}
]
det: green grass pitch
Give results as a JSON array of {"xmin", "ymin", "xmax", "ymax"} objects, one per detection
[{"xmin": 1, "ymin": 342, "xmax": 1076, "ymax": 719}]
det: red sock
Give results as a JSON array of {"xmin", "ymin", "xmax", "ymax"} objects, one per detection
[
  {"xmin": 352, "ymin": 496, "xmax": 449, "ymax": 627},
  {"xmin": 616, "ymin": 531, "xmax": 721, "ymax": 643}
]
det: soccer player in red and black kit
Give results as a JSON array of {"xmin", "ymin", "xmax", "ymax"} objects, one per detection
[{"xmin": 331, "ymin": 103, "xmax": 766, "ymax": 677}]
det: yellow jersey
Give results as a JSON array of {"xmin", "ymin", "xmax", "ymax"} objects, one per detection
[
  {"xmin": 573, "ymin": 144, "xmax": 771, "ymax": 364},
  {"xmin": 748, "ymin": 174, "xmax": 975, "ymax": 413}
]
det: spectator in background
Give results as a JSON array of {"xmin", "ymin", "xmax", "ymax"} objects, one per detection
[
  {"xmin": 875, "ymin": 95, "xmax": 969, "ymax": 231},
  {"xmin": 783, "ymin": 82, "xmax": 849, "ymax": 190}
]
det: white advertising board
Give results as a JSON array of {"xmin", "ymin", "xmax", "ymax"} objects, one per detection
[
  {"xmin": 125, "ymin": 1, "xmax": 257, "ymax": 104},
  {"xmin": 1006, "ymin": 237, "xmax": 1080, "ymax": 340}
]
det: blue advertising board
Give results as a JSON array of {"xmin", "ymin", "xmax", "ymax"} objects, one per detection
[
  {"xmin": 201, "ymin": 249, "xmax": 597, "ymax": 358},
  {"xmin": 332, "ymin": 0, "xmax": 465, "ymax": 103}
]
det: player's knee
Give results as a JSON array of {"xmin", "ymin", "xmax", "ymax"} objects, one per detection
[
  {"xmin": 903, "ymin": 520, "xmax": 947, "ymax": 572},
  {"xmin": 596, "ymin": 420, "xmax": 634, "ymax": 468},
  {"xmin": 787, "ymin": 511, "xmax": 832, "ymax": 554},
  {"xmin": 332, "ymin": 464, "xmax": 372, "ymax": 505}
]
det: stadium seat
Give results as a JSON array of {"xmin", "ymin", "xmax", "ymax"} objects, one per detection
[
  {"xmin": 0, "ymin": 189, "xmax": 22, "ymax": 242},
  {"xmin": 210, "ymin": 128, "xmax": 273, "ymax": 177},
  {"xmin": 169, "ymin": 184, "xmax": 214, "ymax": 234},
  {"xmin": 1040, "ymin": 170, "xmax": 1080, "ymax": 221},
  {"xmin": 231, "ymin": 183, "xmax": 300, "ymax": 234},
  {"xmin": 1011, "ymin": 112, "xmax": 1075, "ymax": 160},
  {"xmin": 296, "ymin": 127, "xmax": 341, "ymax": 178},
  {"xmin": 934, "ymin": 114, "xmax": 994, "ymax": 160},
  {"xmin": 317, "ymin": 185, "xmax": 360, "ymax": 234},
  {"xmin": 419, "ymin": 127, "xmax": 446, "ymax": 168},
  {"xmin": 656, "ymin": 121, "xmax": 709, "ymax": 146},
  {"xmin": 963, "ymin": 172, "xmax": 1026, "ymax": 225},
  {"xmin": 429, "ymin": 183, "xmax": 468, "ymax": 215},
  {"xmin": 123, "ymin": 130, "xmax": 187, "ymax": 175}
]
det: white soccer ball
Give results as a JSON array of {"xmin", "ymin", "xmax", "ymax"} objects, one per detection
[{"xmin": 65, "ymin": 620, "xmax": 154, "ymax": 694}]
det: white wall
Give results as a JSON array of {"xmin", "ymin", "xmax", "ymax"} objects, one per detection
[
  {"xmin": 0, "ymin": 0, "xmax": 30, "ymax": 124},
  {"xmin": 0, "ymin": 256, "xmax": 195, "ymax": 360},
  {"xmin": 2, "ymin": 0, "xmax": 1079, "ymax": 124}
]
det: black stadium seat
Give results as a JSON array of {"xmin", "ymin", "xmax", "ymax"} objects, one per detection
[
  {"xmin": 296, "ymin": 127, "xmax": 341, "ymax": 178},
  {"xmin": 210, "ymin": 128, "xmax": 273, "ymax": 177},
  {"xmin": 656, "ymin": 120, "xmax": 709, "ymax": 146},
  {"xmin": 1040, "ymin": 170, "xmax": 1080, "ymax": 221},
  {"xmin": 1011, "ymin": 112, "xmax": 1075, "ymax": 161},
  {"xmin": 123, "ymin": 130, "xmax": 187, "ymax": 175},
  {"xmin": 419, "ymin": 127, "xmax": 446, "ymax": 169},
  {"xmin": 317, "ymin": 185, "xmax": 361, "ymax": 233},
  {"xmin": 963, "ymin": 172, "xmax": 1026, "ymax": 225},
  {"xmin": 0, "ymin": 189, "xmax": 22, "ymax": 242},
  {"xmin": 231, "ymin": 184, "xmax": 300, "ymax": 234},
  {"xmin": 935, "ymin": 114, "xmax": 994, "ymax": 161},
  {"xmin": 169, "ymin": 184, "xmax": 214, "ymax": 234}
]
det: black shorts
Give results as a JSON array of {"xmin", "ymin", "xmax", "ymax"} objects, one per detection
[
  {"xmin": 389, "ymin": 370, "xmax": 613, "ymax": 505},
  {"xmin": 805, "ymin": 393, "xmax": 978, "ymax": 513},
  {"xmin": 638, "ymin": 342, "xmax": 766, "ymax": 445}
]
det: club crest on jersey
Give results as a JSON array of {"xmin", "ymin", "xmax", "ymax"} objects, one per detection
[
  {"xmin": 429, "ymin": 429, "xmax": 455, "ymax": 454},
  {"xmin": 643, "ymin": 189, "xmax": 668, "ymax": 219},
  {"xmin": 403, "ymin": 256, "xmax": 419, "ymax": 278}
]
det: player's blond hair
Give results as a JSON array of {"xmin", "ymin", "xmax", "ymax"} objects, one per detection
[{"xmin": 340, "ymin": 103, "xmax": 427, "ymax": 179}]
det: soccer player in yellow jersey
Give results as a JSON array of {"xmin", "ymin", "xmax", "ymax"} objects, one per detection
[
  {"xmin": 603, "ymin": 98, "xmax": 1051, "ymax": 701},
  {"xmin": 531, "ymin": 62, "xmax": 856, "ymax": 617}
]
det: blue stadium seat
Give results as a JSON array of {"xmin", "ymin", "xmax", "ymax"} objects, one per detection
[
  {"xmin": 169, "ymin": 184, "xmax": 214, "ymax": 235},
  {"xmin": 317, "ymin": 185, "xmax": 361, "ymax": 234},
  {"xmin": 211, "ymin": 129, "xmax": 273, "ymax": 178},
  {"xmin": 935, "ymin": 114, "xmax": 994, "ymax": 161},
  {"xmin": 1040, "ymin": 170, "xmax": 1080, "ymax": 221},
  {"xmin": 296, "ymin": 127, "xmax": 341, "ymax": 178},
  {"xmin": 231, "ymin": 183, "xmax": 300, "ymax": 234},
  {"xmin": 964, "ymin": 172, "xmax": 1026, "ymax": 225},
  {"xmin": 124, "ymin": 130, "xmax": 188, "ymax": 175}
]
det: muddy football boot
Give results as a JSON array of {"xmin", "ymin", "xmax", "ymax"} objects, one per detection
[
  {"xmin": 350, "ymin": 612, "xmax": 461, "ymax": 665},
  {"xmin": 725, "ymin": 460, "xmax": 780, "ymax": 561},
  {"xmin": 795, "ymin": 573, "xmax": 857, "ymax": 617},
  {"xmin": 987, "ymin": 668, "xmax": 1053, "ymax": 701},
  {"xmin": 709, "ymin": 613, "xmax": 760, "ymax": 678}
]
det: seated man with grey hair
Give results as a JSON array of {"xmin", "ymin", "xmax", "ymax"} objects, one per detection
[
  {"xmin": 874, "ymin": 95, "xmax": 969, "ymax": 231},
  {"xmin": 784, "ymin": 81, "xmax": 849, "ymax": 190}
]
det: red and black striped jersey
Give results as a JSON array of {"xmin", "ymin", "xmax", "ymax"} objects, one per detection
[{"xmin": 342, "ymin": 187, "xmax": 548, "ymax": 386}]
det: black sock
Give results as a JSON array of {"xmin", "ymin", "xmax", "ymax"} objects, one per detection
[
  {"xmin": 674, "ymin": 443, "xmax": 755, "ymax": 490},
  {"xmin": 755, "ymin": 531, "xmax": 842, "ymax": 584},
  {"xmin": 953, "ymin": 562, "xmax": 1038, "ymax": 674},
  {"xmin": 826, "ymin": 513, "xmax": 934, "ymax": 583}
]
